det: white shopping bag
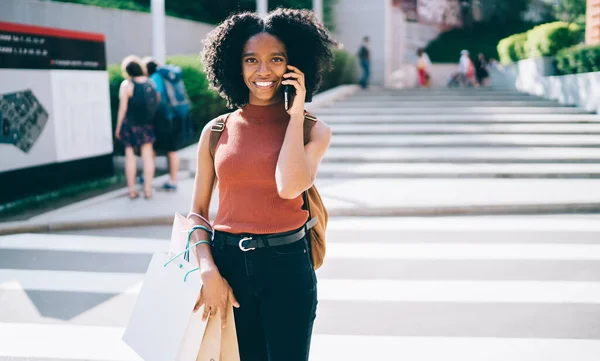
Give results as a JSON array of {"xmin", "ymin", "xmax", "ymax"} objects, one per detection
[
  {"xmin": 169, "ymin": 213, "xmax": 197, "ymax": 265},
  {"xmin": 122, "ymin": 213, "xmax": 239, "ymax": 361}
]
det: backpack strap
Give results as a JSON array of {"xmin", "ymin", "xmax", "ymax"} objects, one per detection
[
  {"xmin": 302, "ymin": 111, "xmax": 318, "ymax": 222},
  {"xmin": 303, "ymin": 111, "xmax": 318, "ymax": 146},
  {"xmin": 209, "ymin": 112, "xmax": 231, "ymax": 160}
]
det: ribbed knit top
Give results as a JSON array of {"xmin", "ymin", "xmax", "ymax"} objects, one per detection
[{"xmin": 212, "ymin": 100, "xmax": 309, "ymax": 234}]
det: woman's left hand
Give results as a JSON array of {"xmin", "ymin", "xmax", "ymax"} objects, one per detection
[{"xmin": 282, "ymin": 65, "xmax": 307, "ymax": 118}]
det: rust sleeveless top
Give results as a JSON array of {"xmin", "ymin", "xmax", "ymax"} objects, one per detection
[{"xmin": 212, "ymin": 100, "xmax": 309, "ymax": 234}]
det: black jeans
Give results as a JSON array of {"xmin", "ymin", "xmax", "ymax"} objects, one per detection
[{"xmin": 212, "ymin": 231, "xmax": 318, "ymax": 361}]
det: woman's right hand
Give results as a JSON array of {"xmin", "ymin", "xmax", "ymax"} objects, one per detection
[
  {"xmin": 115, "ymin": 128, "xmax": 121, "ymax": 140},
  {"xmin": 193, "ymin": 268, "xmax": 240, "ymax": 327}
]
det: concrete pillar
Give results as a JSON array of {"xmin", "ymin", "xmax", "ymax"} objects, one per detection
[
  {"xmin": 313, "ymin": 0, "xmax": 323, "ymax": 23},
  {"xmin": 384, "ymin": 0, "xmax": 393, "ymax": 86},
  {"xmin": 257, "ymin": 0, "xmax": 268, "ymax": 18},
  {"xmin": 586, "ymin": 0, "xmax": 600, "ymax": 45},
  {"xmin": 151, "ymin": 0, "xmax": 166, "ymax": 64}
]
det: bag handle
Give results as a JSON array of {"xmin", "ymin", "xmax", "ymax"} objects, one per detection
[
  {"xmin": 184, "ymin": 225, "xmax": 213, "ymax": 262},
  {"xmin": 164, "ymin": 225, "xmax": 212, "ymax": 282}
]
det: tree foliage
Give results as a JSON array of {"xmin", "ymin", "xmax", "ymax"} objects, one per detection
[
  {"xmin": 490, "ymin": 0, "xmax": 532, "ymax": 24},
  {"xmin": 52, "ymin": 0, "xmax": 338, "ymax": 30},
  {"xmin": 544, "ymin": 0, "xmax": 586, "ymax": 23}
]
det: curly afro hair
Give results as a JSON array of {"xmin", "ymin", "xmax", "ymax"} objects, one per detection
[{"xmin": 201, "ymin": 8, "xmax": 339, "ymax": 109}]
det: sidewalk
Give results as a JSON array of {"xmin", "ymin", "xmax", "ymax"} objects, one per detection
[{"xmin": 3, "ymin": 174, "xmax": 600, "ymax": 235}]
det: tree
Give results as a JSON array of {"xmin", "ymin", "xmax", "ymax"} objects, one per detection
[
  {"xmin": 492, "ymin": 0, "xmax": 532, "ymax": 25},
  {"xmin": 546, "ymin": 0, "xmax": 586, "ymax": 23},
  {"xmin": 153, "ymin": 0, "xmax": 337, "ymax": 29},
  {"xmin": 53, "ymin": 1, "xmax": 338, "ymax": 29}
]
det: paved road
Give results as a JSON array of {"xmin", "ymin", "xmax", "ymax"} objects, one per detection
[{"xmin": 2, "ymin": 215, "xmax": 600, "ymax": 361}]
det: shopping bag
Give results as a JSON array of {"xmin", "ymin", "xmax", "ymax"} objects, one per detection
[
  {"xmin": 169, "ymin": 213, "xmax": 197, "ymax": 264},
  {"xmin": 122, "ymin": 214, "xmax": 240, "ymax": 361}
]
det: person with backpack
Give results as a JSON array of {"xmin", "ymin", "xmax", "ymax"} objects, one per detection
[
  {"xmin": 186, "ymin": 9, "xmax": 333, "ymax": 361},
  {"xmin": 143, "ymin": 57, "xmax": 191, "ymax": 191},
  {"xmin": 115, "ymin": 55, "xmax": 159, "ymax": 199}
]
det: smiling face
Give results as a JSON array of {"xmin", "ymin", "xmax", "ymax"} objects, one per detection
[{"xmin": 242, "ymin": 32, "xmax": 288, "ymax": 106}]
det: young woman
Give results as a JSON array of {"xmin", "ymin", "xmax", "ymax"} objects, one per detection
[
  {"xmin": 115, "ymin": 55, "xmax": 159, "ymax": 199},
  {"xmin": 188, "ymin": 8, "xmax": 334, "ymax": 361}
]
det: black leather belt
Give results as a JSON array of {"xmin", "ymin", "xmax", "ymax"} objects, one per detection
[{"xmin": 214, "ymin": 218, "xmax": 317, "ymax": 252}]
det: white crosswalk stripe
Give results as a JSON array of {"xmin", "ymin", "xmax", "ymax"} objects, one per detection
[{"xmin": 1, "ymin": 216, "xmax": 600, "ymax": 361}]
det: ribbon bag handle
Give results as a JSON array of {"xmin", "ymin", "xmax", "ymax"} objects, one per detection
[{"xmin": 164, "ymin": 225, "xmax": 212, "ymax": 282}]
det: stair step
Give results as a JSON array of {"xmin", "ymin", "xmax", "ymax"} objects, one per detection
[
  {"xmin": 330, "ymin": 134, "xmax": 600, "ymax": 147},
  {"xmin": 316, "ymin": 107, "xmax": 590, "ymax": 115},
  {"xmin": 323, "ymin": 147, "xmax": 600, "ymax": 163},
  {"xmin": 315, "ymin": 114, "xmax": 600, "ymax": 123},
  {"xmin": 313, "ymin": 178, "xmax": 600, "ymax": 216},
  {"xmin": 356, "ymin": 89, "xmax": 525, "ymax": 94},
  {"xmin": 347, "ymin": 96, "xmax": 549, "ymax": 102},
  {"xmin": 329, "ymin": 123, "xmax": 600, "ymax": 135},
  {"xmin": 334, "ymin": 100, "xmax": 563, "ymax": 108},
  {"xmin": 317, "ymin": 163, "xmax": 600, "ymax": 179}
]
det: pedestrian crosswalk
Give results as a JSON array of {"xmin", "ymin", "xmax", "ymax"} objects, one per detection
[{"xmin": 1, "ymin": 216, "xmax": 600, "ymax": 360}]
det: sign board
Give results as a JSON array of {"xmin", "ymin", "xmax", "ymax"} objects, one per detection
[{"xmin": 0, "ymin": 21, "xmax": 112, "ymax": 173}]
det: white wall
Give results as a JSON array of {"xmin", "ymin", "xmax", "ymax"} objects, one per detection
[
  {"xmin": 491, "ymin": 58, "xmax": 600, "ymax": 113},
  {"xmin": 491, "ymin": 57, "xmax": 556, "ymax": 94},
  {"xmin": 389, "ymin": 5, "xmax": 407, "ymax": 75},
  {"xmin": 541, "ymin": 72, "xmax": 600, "ymax": 113},
  {"xmin": 333, "ymin": 0, "xmax": 388, "ymax": 85},
  {"xmin": 0, "ymin": 0, "xmax": 215, "ymax": 64}
]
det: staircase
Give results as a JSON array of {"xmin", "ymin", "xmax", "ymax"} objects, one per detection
[{"xmin": 311, "ymin": 88, "xmax": 600, "ymax": 215}]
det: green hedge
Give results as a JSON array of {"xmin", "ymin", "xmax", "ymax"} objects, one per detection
[
  {"xmin": 555, "ymin": 44, "xmax": 600, "ymax": 75},
  {"xmin": 109, "ymin": 50, "xmax": 356, "ymax": 154},
  {"xmin": 497, "ymin": 21, "xmax": 582, "ymax": 65},
  {"xmin": 498, "ymin": 33, "xmax": 528, "ymax": 64},
  {"xmin": 525, "ymin": 21, "xmax": 581, "ymax": 58},
  {"xmin": 320, "ymin": 48, "xmax": 358, "ymax": 91}
]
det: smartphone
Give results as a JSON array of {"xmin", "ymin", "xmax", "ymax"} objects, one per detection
[
  {"xmin": 284, "ymin": 84, "xmax": 294, "ymax": 111},
  {"xmin": 283, "ymin": 70, "xmax": 296, "ymax": 111}
]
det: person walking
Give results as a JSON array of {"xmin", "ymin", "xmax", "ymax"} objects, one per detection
[
  {"xmin": 416, "ymin": 48, "xmax": 432, "ymax": 88},
  {"xmin": 357, "ymin": 36, "xmax": 371, "ymax": 89},
  {"xmin": 143, "ymin": 57, "xmax": 190, "ymax": 191},
  {"xmin": 475, "ymin": 53, "xmax": 490, "ymax": 87},
  {"xmin": 187, "ymin": 8, "xmax": 334, "ymax": 361},
  {"xmin": 458, "ymin": 49, "xmax": 477, "ymax": 88},
  {"xmin": 115, "ymin": 55, "xmax": 159, "ymax": 199}
]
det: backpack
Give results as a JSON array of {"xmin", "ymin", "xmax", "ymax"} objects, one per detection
[
  {"xmin": 208, "ymin": 111, "xmax": 329, "ymax": 270},
  {"xmin": 157, "ymin": 65, "xmax": 191, "ymax": 120},
  {"xmin": 129, "ymin": 81, "xmax": 159, "ymax": 126}
]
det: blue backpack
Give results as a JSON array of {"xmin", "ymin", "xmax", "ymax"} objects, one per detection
[{"xmin": 156, "ymin": 65, "xmax": 190, "ymax": 120}]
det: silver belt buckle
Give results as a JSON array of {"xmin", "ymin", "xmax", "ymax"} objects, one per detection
[{"xmin": 239, "ymin": 237, "xmax": 256, "ymax": 252}]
